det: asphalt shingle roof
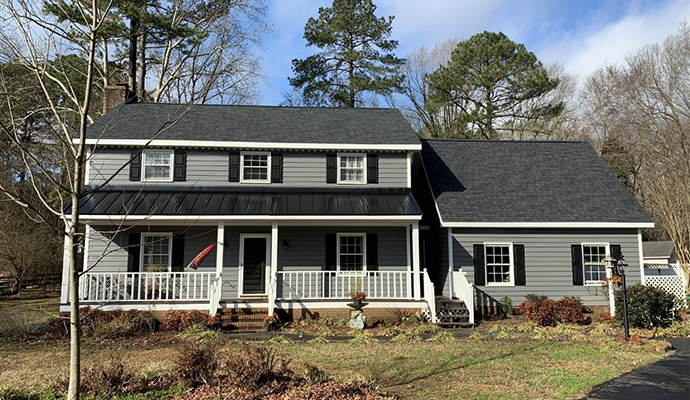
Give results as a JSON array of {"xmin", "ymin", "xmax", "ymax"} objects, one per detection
[
  {"xmin": 421, "ymin": 139, "xmax": 653, "ymax": 224},
  {"xmin": 87, "ymin": 103, "xmax": 419, "ymax": 146}
]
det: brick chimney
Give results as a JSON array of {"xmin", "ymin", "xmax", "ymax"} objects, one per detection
[{"xmin": 102, "ymin": 84, "xmax": 135, "ymax": 114}]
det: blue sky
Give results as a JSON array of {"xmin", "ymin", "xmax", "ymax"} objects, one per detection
[{"xmin": 256, "ymin": 0, "xmax": 690, "ymax": 105}]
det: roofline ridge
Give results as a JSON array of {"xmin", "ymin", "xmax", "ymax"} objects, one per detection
[
  {"xmin": 121, "ymin": 102, "xmax": 400, "ymax": 111},
  {"xmin": 421, "ymin": 138, "xmax": 586, "ymax": 144}
]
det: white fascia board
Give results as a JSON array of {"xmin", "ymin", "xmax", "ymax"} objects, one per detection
[
  {"xmin": 77, "ymin": 138, "xmax": 422, "ymax": 152},
  {"xmin": 76, "ymin": 214, "xmax": 422, "ymax": 223},
  {"xmin": 442, "ymin": 221, "xmax": 655, "ymax": 229}
]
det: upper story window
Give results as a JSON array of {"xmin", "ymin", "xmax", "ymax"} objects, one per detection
[
  {"xmin": 241, "ymin": 152, "xmax": 271, "ymax": 183},
  {"xmin": 142, "ymin": 150, "xmax": 173, "ymax": 182},
  {"xmin": 583, "ymin": 244, "xmax": 608, "ymax": 284},
  {"xmin": 140, "ymin": 233, "xmax": 172, "ymax": 271},
  {"xmin": 338, "ymin": 233, "xmax": 366, "ymax": 272},
  {"xmin": 338, "ymin": 153, "xmax": 366, "ymax": 184},
  {"xmin": 485, "ymin": 244, "xmax": 513, "ymax": 285}
]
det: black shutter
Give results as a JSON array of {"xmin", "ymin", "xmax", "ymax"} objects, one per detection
[
  {"xmin": 514, "ymin": 244, "xmax": 526, "ymax": 286},
  {"xmin": 571, "ymin": 244, "xmax": 584, "ymax": 286},
  {"xmin": 326, "ymin": 153, "xmax": 337, "ymax": 183},
  {"xmin": 127, "ymin": 233, "xmax": 141, "ymax": 272},
  {"xmin": 473, "ymin": 244, "xmax": 485, "ymax": 286},
  {"xmin": 325, "ymin": 234, "xmax": 336, "ymax": 270},
  {"xmin": 610, "ymin": 244, "xmax": 622, "ymax": 261},
  {"xmin": 171, "ymin": 234, "xmax": 185, "ymax": 272},
  {"xmin": 271, "ymin": 153, "xmax": 283, "ymax": 183},
  {"xmin": 228, "ymin": 151, "xmax": 240, "ymax": 182},
  {"xmin": 367, "ymin": 153, "xmax": 378, "ymax": 184},
  {"xmin": 129, "ymin": 151, "xmax": 141, "ymax": 181},
  {"xmin": 366, "ymin": 233, "xmax": 378, "ymax": 271},
  {"xmin": 173, "ymin": 151, "xmax": 186, "ymax": 182}
]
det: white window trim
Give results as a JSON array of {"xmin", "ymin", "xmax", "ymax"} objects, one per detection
[
  {"xmin": 582, "ymin": 243, "xmax": 610, "ymax": 286},
  {"xmin": 484, "ymin": 242, "xmax": 514, "ymax": 287},
  {"xmin": 337, "ymin": 153, "xmax": 367, "ymax": 185},
  {"xmin": 140, "ymin": 233, "xmax": 173, "ymax": 272},
  {"xmin": 336, "ymin": 233, "xmax": 367, "ymax": 275},
  {"xmin": 240, "ymin": 151, "xmax": 271, "ymax": 183},
  {"xmin": 141, "ymin": 150, "xmax": 174, "ymax": 182}
]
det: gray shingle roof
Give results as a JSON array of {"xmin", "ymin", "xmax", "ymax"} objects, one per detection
[
  {"xmin": 421, "ymin": 139, "xmax": 653, "ymax": 224},
  {"xmin": 76, "ymin": 187, "xmax": 421, "ymax": 216},
  {"xmin": 86, "ymin": 103, "xmax": 419, "ymax": 146},
  {"xmin": 642, "ymin": 241, "xmax": 675, "ymax": 258}
]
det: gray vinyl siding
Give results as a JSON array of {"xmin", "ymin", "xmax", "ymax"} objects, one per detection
[
  {"xmin": 88, "ymin": 149, "xmax": 408, "ymax": 188},
  {"xmin": 451, "ymin": 228, "xmax": 642, "ymax": 307},
  {"xmin": 84, "ymin": 224, "xmax": 409, "ymax": 301}
]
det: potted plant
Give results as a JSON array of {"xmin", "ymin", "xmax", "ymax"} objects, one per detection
[{"xmin": 349, "ymin": 290, "xmax": 367, "ymax": 308}]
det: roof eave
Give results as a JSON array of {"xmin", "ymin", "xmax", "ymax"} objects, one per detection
[
  {"xmin": 75, "ymin": 138, "xmax": 422, "ymax": 152},
  {"xmin": 441, "ymin": 221, "xmax": 655, "ymax": 229}
]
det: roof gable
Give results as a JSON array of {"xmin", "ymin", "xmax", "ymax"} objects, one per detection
[{"xmin": 421, "ymin": 139, "xmax": 653, "ymax": 226}]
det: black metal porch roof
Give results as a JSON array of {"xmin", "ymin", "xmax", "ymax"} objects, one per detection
[{"xmin": 76, "ymin": 187, "xmax": 422, "ymax": 216}]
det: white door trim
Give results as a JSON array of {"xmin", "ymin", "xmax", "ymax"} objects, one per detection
[{"xmin": 238, "ymin": 233, "xmax": 271, "ymax": 297}]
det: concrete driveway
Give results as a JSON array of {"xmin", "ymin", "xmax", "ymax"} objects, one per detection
[{"xmin": 584, "ymin": 338, "xmax": 690, "ymax": 400}]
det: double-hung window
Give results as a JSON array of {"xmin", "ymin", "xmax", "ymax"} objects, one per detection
[
  {"xmin": 140, "ymin": 233, "xmax": 172, "ymax": 271},
  {"xmin": 241, "ymin": 152, "xmax": 270, "ymax": 182},
  {"xmin": 582, "ymin": 244, "xmax": 608, "ymax": 284},
  {"xmin": 142, "ymin": 150, "xmax": 173, "ymax": 181},
  {"xmin": 337, "ymin": 233, "xmax": 366, "ymax": 273},
  {"xmin": 485, "ymin": 244, "xmax": 513, "ymax": 285},
  {"xmin": 337, "ymin": 153, "xmax": 366, "ymax": 184}
]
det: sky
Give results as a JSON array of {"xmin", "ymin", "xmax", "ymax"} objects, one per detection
[{"xmin": 255, "ymin": 0, "xmax": 690, "ymax": 105}]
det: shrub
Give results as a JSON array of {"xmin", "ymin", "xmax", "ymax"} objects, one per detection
[
  {"xmin": 518, "ymin": 297, "xmax": 588, "ymax": 327},
  {"xmin": 524, "ymin": 293, "xmax": 548, "ymax": 303},
  {"xmin": 500, "ymin": 296, "xmax": 513, "ymax": 315},
  {"xmin": 174, "ymin": 339, "xmax": 220, "ymax": 387},
  {"xmin": 518, "ymin": 299, "xmax": 557, "ymax": 327},
  {"xmin": 615, "ymin": 284, "xmax": 678, "ymax": 328},
  {"xmin": 161, "ymin": 310, "xmax": 214, "ymax": 332},
  {"xmin": 46, "ymin": 309, "xmax": 159, "ymax": 339},
  {"xmin": 659, "ymin": 320, "xmax": 690, "ymax": 337}
]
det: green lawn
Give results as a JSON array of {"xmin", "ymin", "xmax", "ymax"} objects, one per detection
[{"xmin": 0, "ymin": 296, "xmax": 668, "ymax": 399}]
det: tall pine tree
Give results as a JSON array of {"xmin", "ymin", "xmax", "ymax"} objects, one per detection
[{"xmin": 287, "ymin": 0, "xmax": 403, "ymax": 107}]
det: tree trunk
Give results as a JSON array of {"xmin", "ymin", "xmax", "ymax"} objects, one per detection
[
  {"xmin": 128, "ymin": 17, "xmax": 139, "ymax": 99},
  {"xmin": 137, "ymin": 33, "xmax": 146, "ymax": 100},
  {"xmin": 102, "ymin": 38, "xmax": 110, "ymax": 87},
  {"xmin": 67, "ymin": 8, "xmax": 98, "ymax": 400}
]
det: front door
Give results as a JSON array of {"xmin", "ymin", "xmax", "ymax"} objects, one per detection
[{"xmin": 239, "ymin": 235, "xmax": 269, "ymax": 296}]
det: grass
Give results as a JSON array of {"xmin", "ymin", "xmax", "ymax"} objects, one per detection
[
  {"xmin": 0, "ymin": 295, "xmax": 60, "ymax": 337},
  {"xmin": 0, "ymin": 297, "xmax": 668, "ymax": 399}
]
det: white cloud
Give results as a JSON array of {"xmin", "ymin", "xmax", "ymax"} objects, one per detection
[{"xmin": 537, "ymin": 0, "xmax": 690, "ymax": 80}]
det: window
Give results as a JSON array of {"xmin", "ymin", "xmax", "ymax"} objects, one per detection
[
  {"xmin": 142, "ymin": 150, "xmax": 173, "ymax": 181},
  {"xmin": 337, "ymin": 153, "xmax": 366, "ymax": 184},
  {"xmin": 485, "ymin": 244, "xmax": 513, "ymax": 285},
  {"xmin": 241, "ymin": 152, "xmax": 270, "ymax": 182},
  {"xmin": 140, "ymin": 233, "xmax": 172, "ymax": 271},
  {"xmin": 337, "ymin": 233, "xmax": 366, "ymax": 272},
  {"xmin": 583, "ymin": 244, "xmax": 608, "ymax": 284}
]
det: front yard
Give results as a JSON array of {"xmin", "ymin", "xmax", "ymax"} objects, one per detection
[{"xmin": 0, "ymin": 297, "xmax": 673, "ymax": 399}]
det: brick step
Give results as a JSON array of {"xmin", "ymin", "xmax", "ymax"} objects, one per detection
[
  {"xmin": 220, "ymin": 321, "xmax": 265, "ymax": 331},
  {"xmin": 219, "ymin": 315, "xmax": 266, "ymax": 323}
]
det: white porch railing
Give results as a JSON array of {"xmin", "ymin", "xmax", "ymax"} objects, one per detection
[
  {"xmin": 79, "ymin": 272, "xmax": 215, "ymax": 303},
  {"xmin": 452, "ymin": 270, "xmax": 475, "ymax": 324},
  {"xmin": 276, "ymin": 270, "xmax": 413, "ymax": 300},
  {"xmin": 422, "ymin": 268, "xmax": 436, "ymax": 323}
]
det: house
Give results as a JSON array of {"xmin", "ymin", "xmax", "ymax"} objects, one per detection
[
  {"xmin": 643, "ymin": 241, "xmax": 677, "ymax": 267},
  {"xmin": 415, "ymin": 139, "xmax": 654, "ymax": 314},
  {"xmin": 642, "ymin": 241, "xmax": 686, "ymax": 301},
  {"xmin": 60, "ymin": 87, "xmax": 434, "ymax": 326},
  {"xmin": 59, "ymin": 88, "xmax": 655, "ymax": 326}
]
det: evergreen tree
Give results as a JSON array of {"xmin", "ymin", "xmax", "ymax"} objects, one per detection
[
  {"xmin": 287, "ymin": 0, "xmax": 404, "ymax": 107},
  {"xmin": 426, "ymin": 31, "xmax": 562, "ymax": 139}
]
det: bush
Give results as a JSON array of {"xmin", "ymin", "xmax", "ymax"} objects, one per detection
[
  {"xmin": 161, "ymin": 310, "xmax": 214, "ymax": 332},
  {"xmin": 47, "ymin": 309, "xmax": 158, "ymax": 339},
  {"xmin": 518, "ymin": 297, "xmax": 588, "ymax": 327},
  {"xmin": 524, "ymin": 293, "xmax": 548, "ymax": 303},
  {"xmin": 500, "ymin": 296, "xmax": 513, "ymax": 315},
  {"xmin": 615, "ymin": 284, "xmax": 678, "ymax": 328},
  {"xmin": 175, "ymin": 339, "xmax": 219, "ymax": 387}
]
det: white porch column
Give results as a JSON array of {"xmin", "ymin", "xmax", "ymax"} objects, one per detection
[
  {"xmin": 60, "ymin": 224, "xmax": 71, "ymax": 304},
  {"xmin": 216, "ymin": 222, "xmax": 224, "ymax": 276},
  {"xmin": 269, "ymin": 222, "xmax": 279, "ymax": 315},
  {"xmin": 406, "ymin": 225, "xmax": 412, "ymax": 298},
  {"xmin": 412, "ymin": 222, "xmax": 421, "ymax": 300}
]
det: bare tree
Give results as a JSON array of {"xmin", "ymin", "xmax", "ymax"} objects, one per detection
[{"xmin": 581, "ymin": 23, "xmax": 690, "ymax": 291}]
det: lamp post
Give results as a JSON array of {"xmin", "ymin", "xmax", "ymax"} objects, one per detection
[
  {"xmin": 604, "ymin": 255, "xmax": 616, "ymax": 317},
  {"xmin": 616, "ymin": 256, "xmax": 630, "ymax": 342}
]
